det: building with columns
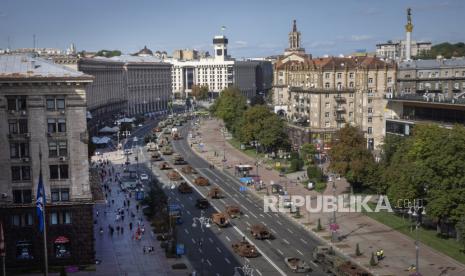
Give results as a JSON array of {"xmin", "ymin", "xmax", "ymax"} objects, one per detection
[
  {"xmin": 78, "ymin": 52, "xmax": 172, "ymax": 125},
  {"xmin": 168, "ymin": 35, "xmax": 258, "ymax": 99},
  {"xmin": 273, "ymin": 20, "xmax": 396, "ymax": 150},
  {"xmin": 0, "ymin": 54, "xmax": 95, "ymax": 269}
]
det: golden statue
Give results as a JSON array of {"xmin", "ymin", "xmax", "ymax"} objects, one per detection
[{"xmin": 405, "ymin": 7, "xmax": 413, "ymax": 32}]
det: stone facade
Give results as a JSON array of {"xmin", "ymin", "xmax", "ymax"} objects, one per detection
[
  {"xmin": 272, "ymin": 23, "xmax": 396, "ymax": 149},
  {"xmin": 0, "ymin": 55, "xmax": 95, "ymax": 270}
]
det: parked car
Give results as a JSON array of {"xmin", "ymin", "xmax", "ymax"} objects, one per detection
[{"xmin": 139, "ymin": 173, "xmax": 149, "ymax": 181}]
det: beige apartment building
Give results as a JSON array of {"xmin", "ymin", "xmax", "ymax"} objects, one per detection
[
  {"xmin": 273, "ymin": 21, "xmax": 396, "ymax": 150},
  {"xmin": 0, "ymin": 54, "xmax": 95, "ymax": 268}
]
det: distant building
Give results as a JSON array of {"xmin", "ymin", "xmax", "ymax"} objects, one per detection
[
  {"xmin": 173, "ymin": 49, "xmax": 199, "ymax": 61},
  {"xmin": 0, "ymin": 54, "xmax": 95, "ymax": 269},
  {"xmin": 273, "ymin": 20, "xmax": 396, "ymax": 150},
  {"xmin": 385, "ymin": 57, "xmax": 465, "ymax": 136},
  {"xmin": 376, "ymin": 8, "xmax": 431, "ymax": 61},
  {"xmin": 167, "ymin": 35, "xmax": 258, "ymax": 99},
  {"xmin": 78, "ymin": 52, "xmax": 172, "ymax": 126}
]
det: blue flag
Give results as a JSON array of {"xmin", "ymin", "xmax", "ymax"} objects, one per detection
[{"xmin": 36, "ymin": 171, "xmax": 46, "ymax": 232}]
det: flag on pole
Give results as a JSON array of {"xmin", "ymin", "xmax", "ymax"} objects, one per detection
[
  {"xmin": 36, "ymin": 171, "xmax": 46, "ymax": 232},
  {"xmin": 221, "ymin": 26, "xmax": 226, "ymax": 32},
  {"xmin": 0, "ymin": 222, "xmax": 5, "ymax": 257}
]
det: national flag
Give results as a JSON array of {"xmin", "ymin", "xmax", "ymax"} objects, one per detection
[
  {"xmin": 36, "ymin": 171, "xmax": 46, "ymax": 232},
  {"xmin": 221, "ymin": 26, "xmax": 226, "ymax": 32},
  {"xmin": 0, "ymin": 222, "xmax": 5, "ymax": 257}
]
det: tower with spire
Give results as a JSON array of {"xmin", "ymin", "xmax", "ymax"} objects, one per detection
[{"xmin": 284, "ymin": 20, "xmax": 306, "ymax": 55}]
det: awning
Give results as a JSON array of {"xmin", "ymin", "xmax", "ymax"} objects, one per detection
[
  {"xmin": 92, "ymin": 136, "xmax": 112, "ymax": 144},
  {"xmin": 240, "ymin": 177, "xmax": 253, "ymax": 183},
  {"xmin": 98, "ymin": 126, "xmax": 118, "ymax": 133},
  {"xmin": 117, "ymin": 117, "xmax": 135, "ymax": 123},
  {"xmin": 54, "ymin": 236, "xmax": 69, "ymax": 244}
]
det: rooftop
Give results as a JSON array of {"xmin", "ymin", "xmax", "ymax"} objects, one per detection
[
  {"xmin": 0, "ymin": 54, "xmax": 90, "ymax": 79},
  {"xmin": 399, "ymin": 57, "xmax": 465, "ymax": 69},
  {"xmin": 93, "ymin": 55, "xmax": 165, "ymax": 63}
]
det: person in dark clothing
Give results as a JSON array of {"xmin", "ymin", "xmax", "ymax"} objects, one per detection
[{"xmin": 129, "ymin": 222, "xmax": 133, "ymax": 230}]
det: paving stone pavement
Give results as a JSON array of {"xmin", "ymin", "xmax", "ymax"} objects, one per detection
[{"xmin": 189, "ymin": 117, "xmax": 465, "ymax": 276}]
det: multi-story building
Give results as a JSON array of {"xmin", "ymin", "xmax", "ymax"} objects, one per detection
[
  {"xmin": 0, "ymin": 54, "xmax": 95, "ymax": 269},
  {"xmin": 273, "ymin": 20, "xmax": 396, "ymax": 150},
  {"xmin": 78, "ymin": 53, "xmax": 172, "ymax": 126},
  {"xmin": 173, "ymin": 49, "xmax": 199, "ymax": 61},
  {"xmin": 385, "ymin": 57, "xmax": 465, "ymax": 136},
  {"xmin": 168, "ymin": 35, "xmax": 258, "ymax": 99}
]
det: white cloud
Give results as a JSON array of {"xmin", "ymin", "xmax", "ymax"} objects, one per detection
[{"xmin": 308, "ymin": 41, "xmax": 336, "ymax": 48}]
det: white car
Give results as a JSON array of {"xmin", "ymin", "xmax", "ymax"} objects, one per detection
[{"xmin": 140, "ymin": 174, "xmax": 149, "ymax": 181}]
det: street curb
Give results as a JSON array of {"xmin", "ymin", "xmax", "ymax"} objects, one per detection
[{"xmin": 187, "ymin": 135, "xmax": 382, "ymax": 276}]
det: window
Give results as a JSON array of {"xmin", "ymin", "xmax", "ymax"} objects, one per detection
[
  {"xmin": 337, "ymin": 73, "xmax": 342, "ymax": 79},
  {"xmin": 368, "ymin": 107, "xmax": 373, "ymax": 114},
  {"xmin": 325, "ymin": 82, "xmax": 330, "ymax": 88},
  {"xmin": 48, "ymin": 119, "xmax": 57, "ymax": 133},
  {"xmin": 16, "ymin": 240, "xmax": 33, "ymax": 260},
  {"xmin": 349, "ymin": 72, "xmax": 354, "ymax": 79},
  {"xmin": 47, "ymin": 118, "xmax": 66, "ymax": 133},
  {"xmin": 13, "ymin": 190, "xmax": 32, "ymax": 204},
  {"xmin": 387, "ymin": 77, "xmax": 392, "ymax": 83},
  {"xmin": 368, "ymin": 78, "xmax": 373, "ymax": 84},
  {"xmin": 8, "ymin": 119, "xmax": 28, "ymax": 135},
  {"xmin": 50, "ymin": 212, "xmax": 72, "ymax": 225},
  {"xmin": 51, "ymin": 188, "xmax": 70, "ymax": 202},
  {"xmin": 349, "ymin": 82, "xmax": 354, "ymax": 88},
  {"xmin": 349, "ymin": 93, "xmax": 354, "ymax": 98},
  {"xmin": 10, "ymin": 142, "xmax": 29, "ymax": 159},
  {"xmin": 11, "ymin": 213, "xmax": 33, "ymax": 227},
  {"xmin": 325, "ymin": 93, "xmax": 329, "ymax": 98},
  {"xmin": 367, "ymin": 127, "xmax": 373, "ymax": 134},
  {"xmin": 325, "ymin": 112, "xmax": 330, "ymax": 118},
  {"xmin": 7, "ymin": 96, "xmax": 27, "ymax": 111},
  {"xmin": 325, "ymin": 102, "xmax": 330, "ymax": 108},
  {"xmin": 368, "ymin": 117, "xmax": 372, "ymax": 123},
  {"xmin": 349, "ymin": 112, "xmax": 353, "ymax": 117},
  {"xmin": 418, "ymin": 72, "xmax": 423, "ymax": 78},
  {"xmin": 325, "ymin": 73, "xmax": 330, "ymax": 79},
  {"xmin": 49, "ymin": 141, "xmax": 67, "ymax": 157},
  {"xmin": 325, "ymin": 122, "xmax": 330, "ymax": 127},
  {"xmin": 445, "ymin": 71, "xmax": 449, "ymax": 77},
  {"xmin": 368, "ymin": 99, "xmax": 373, "ymax": 104},
  {"xmin": 11, "ymin": 166, "xmax": 31, "ymax": 181},
  {"xmin": 50, "ymin": 165, "xmax": 69, "ymax": 180},
  {"xmin": 337, "ymin": 82, "xmax": 342, "ymax": 90}
]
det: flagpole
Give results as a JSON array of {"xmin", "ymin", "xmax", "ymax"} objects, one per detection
[
  {"xmin": 39, "ymin": 148, "xmax": 48, "ymax": 276},
  {"xmin": 1, "ymin": 222, "xmax": 5, "ymax": 276}
]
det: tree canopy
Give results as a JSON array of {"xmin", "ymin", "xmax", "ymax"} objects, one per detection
[
  {"xmin": 416, "ymin": 42, "xmax": 465, "ymax": 59},
  {"xmin": 210, "ymin": 87, "xmax": 247, "ymax": 131},
  {"xmin": 191, "ymin": 84, "xmax": 209, "ymax": 100},
  {"xmin": 95, "ymin": 49, "xmax": 122, "ymax": 58}
]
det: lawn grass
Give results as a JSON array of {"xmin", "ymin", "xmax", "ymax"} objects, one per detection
[
  {"xmin": 227, "ymin": 138, "xmax": 290, "ymax": 168},
  {"xmin": 364, "ymin": 208, "xmax": 465, "ymax": 264}
]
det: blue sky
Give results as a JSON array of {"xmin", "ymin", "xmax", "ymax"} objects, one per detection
[{"xmin": 1, "ymin": 0, "xmax": 464, "ymax": 58}]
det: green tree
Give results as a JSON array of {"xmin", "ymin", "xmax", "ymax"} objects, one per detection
[
  {"xmin": 191, "ymin": 84, "xmax": 209, "ymax": 100},
  {"xmin": 328, "ymin": 125, "xmax": 374, "ymax": 188},
  {"xmin": 456, "ymin": 216, "xmax": 465, "ymax": 252},
  {"xmin": 95, "ymin": 49, "xmax": 122, "ymax": 58},
  {"xmin": 355, "ymin": 243, "xmax": 362, "ymax": 256},
  {"xmin": 212, "ymin": 87, "xmax": 247, "ymax": 132},
  {"xmin": 416, "ymin": 42, "xmax": 465, "ymax": 59},
  {"xmin": 300, "ymin": 143, "xmax": 317, "ymax": 165}
]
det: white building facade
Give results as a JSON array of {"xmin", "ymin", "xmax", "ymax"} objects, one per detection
[{"xmin": 168, "ymin": 35, "xmax": 258, "ymax": 99}]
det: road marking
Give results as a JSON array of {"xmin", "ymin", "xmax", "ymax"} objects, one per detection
[
  {"xmin": 277, "ymin": 248, "xmax": 284, "ymax": 255},
  {"xmin": 276, "ymin": 220, "xmax": 283, "ymax": 225},
  {"xmin": 220, "ymin": 199, "xmax": 226, "ymax": 204},
  {"xmin": 261, "ymin": 221, "xmax": 267, "ymax": 226},
  {"xmin": 206, "ymin": 259, "xmax": 212, "ymax": 266},
  {"xmin": 270, "ymin": 228, "xmax": 277, "ymax": 234},
  {"xmin": 283, "ymin": 238, "xmax": 290, "ymax": 245},
  {"xmin": 234, "ymin": 193, "xmax": 239, "ymax": 197},
  {"xmin": 225, "ymin": 235, "xmax": 231, "ymax": 242},
  {"xmin": 181, "ymin": 203, "xmax": 185, "ymax": 208},
  {"xmin": 216, "ymin": 247, "xmax": 222, "ymax": 253},
  {"xmin": 188, "ymin": 196, "xmax": 193, "ymax": 201},
  {"xmin": 184, "ymin": 229, "xmax": 189, "ymax": 235},
  {"xmin": 241, "ymin": 204, "xmax": 249, "ymax": 212},
  {"xmin": 300, "ymin": 238, "xmax": 308, "ymax": 245},
  {"xmin": 208, "ymin": 237, "xmax": 213, "ymax": 243},
  {"xmin": 175, "ymin": 168, "xmax": 287, "ymax": 276},
  {"xmin": 186, "ymin": 210, "xmax": 191, "ymax": 215},
  {"xmin": 256, "ymin": 269, "xmax": 263, "ymax": 276},
  {"xmin": 259, "ymin": 214, "xmax": 264, "ymax": 218},
  {"xmin": 249, "ymin": 212, "xmax": 258, "ymax": 218},
  {"xmin": 175, "ymin": 197, "xmax": 180, "ymax": 202},
  {"xmin": 244, "ymin": 258, "xmax": 250, "ymax": 263},
  {"xmin": 310, "ymin": 261, "xmax": 318, "ymax": 267},
  {"xmin": 287, "ymin": 228, "xmax": 294, "ymax": 234},
  {"xmin": 198, "ymin": 248, "xmax": 202, "ymax": 253},
  {"xmin": 191, "ymin": 238, "xmax": 195, "ymax": 244},
  {"xmin": 246, "ymin": 198, "xmax": 253, "ymax": 203},
  {"xmin": 266, "ymin": 239, "xmax": 272, "ymax": 245},
  {"xmin": 233, "ymin": 198, "xmax": 240, "ymax": 204},
  {"xmin": 296, "ymin": 249, "xmax": 304, "ymax": 256},
  {"xmin": 245, "ymin": 221, "xmax": 251, "ymax": 227},
  {"xmin": 224, "ymin": 257, "xmax": 231, "ymax": 264}
]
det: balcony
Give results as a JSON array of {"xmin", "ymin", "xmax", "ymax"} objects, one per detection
[
  {"xmin": 385, "ymin": 92, "xmax": 465, "ymax": 106},
  {"xmin": 334, "ymin": 95, "xmax": 346, "ymax": 102},
  {"xmin": 334, "ymin": 106, "xmax": 346, "ymax": 112},
  {"xmin": 336, "ymin": 116, "xmax": 345, "ymax": 122}
]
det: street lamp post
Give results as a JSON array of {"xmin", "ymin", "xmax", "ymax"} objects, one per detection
[{"xmin": 408, "ymin": 203, "xmax": 426, "ymax": 275}]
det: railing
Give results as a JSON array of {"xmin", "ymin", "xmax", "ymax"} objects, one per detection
[{"xmin": 386, "ymin": 93, "xmax": 465, "ymax": 105}]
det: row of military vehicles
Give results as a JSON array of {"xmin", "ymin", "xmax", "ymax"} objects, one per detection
[{"xmin": 146, "ymin": 115, "xmax": 372, "ymax": 275}]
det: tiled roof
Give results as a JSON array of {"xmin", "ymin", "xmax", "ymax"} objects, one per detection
[
  {"xmin": 0, "ymin": 54, "xmax": 90, "ymax": 79},
  {"xmin": 399, "ymin": 58, "xmax": 465, "ymax": 69}
]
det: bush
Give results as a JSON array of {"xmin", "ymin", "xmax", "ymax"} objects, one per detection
[
  {"xmin": 307, "ymin": 165, "xmax": 324, "ymax": 182},
  {"xmin": 370, "ymin": 252, "xmax": 377, "ymax": 266},
  {"xmin": 289, "ymin": 158, "xmax": 304, "ymax": 173},
  {"xmin": 314, "ymin": 181, "xmax": 327, "ymax": 193},
  {"xmin": 355, "ymin": 243, "xmax": 362, "ymax": 256}
]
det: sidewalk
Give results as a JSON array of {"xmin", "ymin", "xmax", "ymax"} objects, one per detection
[
  {"xmin": 190, "ymin": 118, "xmax": 465, "ymax": 276},
  {"xmin": 88, "ymin": 150, "xmax": 192, "ymax": 276}
]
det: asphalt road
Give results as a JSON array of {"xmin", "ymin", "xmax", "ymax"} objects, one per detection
[{"xmin": 126, "ymin": 116, "xmax": 328, "ymax": 275}]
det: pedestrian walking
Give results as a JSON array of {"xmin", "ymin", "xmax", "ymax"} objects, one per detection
[
  {"xmin": 129, "ymin": 222, "xmax": 133, "ymax": 230},
  {"xmin": 136, "ymin": 204, "xmax": 139, "ymax": 212}
]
